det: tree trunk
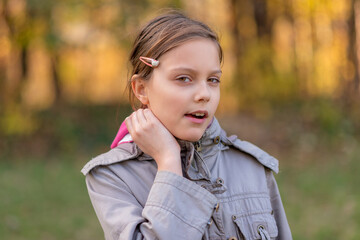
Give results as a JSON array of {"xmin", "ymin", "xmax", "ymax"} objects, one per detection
[
  {"xmin": 50, "ymin": 52, "xmax": 62, "ymax": 106},
  {"xmin": 2, "ymin": 0, "xmax": 29, "ymax": 105},
  {"xmin": 252, "ymin": 0, "xmax": 270, "ymax": 38},
  {"xmin": 10, "ymin": 46, "xmax": 29, "ymax": 104},
  {"xmin": 229, "ymin": 0, "xmax": 244, "ymax": 71},
  {"xmin": 346, "ymin": 0, "xmax": 360, "ymax": 100},
  {"xmin": 353, "ymin": 0, "xmax": 360, "ymax": 95}
]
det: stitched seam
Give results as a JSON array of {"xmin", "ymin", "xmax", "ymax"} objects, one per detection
[
  {"xmin": 82, "ymin": 154, "xmax": 136, "ymax": 175},
  {"xmin": 217, "ymin": 192, "xmax": 269, "ymax": 202},
  {"xmin": 235, "ymin": 209, "xmax": 273, "ymax": 218},
  {"xmin": 145, "ymin": 203, "xmax": 204, "ymax": 234},
  {"xmin": 154, "ymin": 179, "xmax": 216, "ymax": 204}
]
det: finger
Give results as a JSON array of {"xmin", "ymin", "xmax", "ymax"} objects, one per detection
[
  {"xmin": 136, "ymin": 108, "xmax": 147, "ymax": 126},
  {"xmin": 127, "ymin": 111, "xmax": 140, "ymax": 136},
  {"xmin": 143, "ymin": 108, "xmax": 157, "ymax": 123},
  {"xmin": 130, "ymin": 111, "xmax": 141, "ymax": 134},
  {"xmin": 125, "ymin": 116, "xmax": 133, "ymax": 134}
]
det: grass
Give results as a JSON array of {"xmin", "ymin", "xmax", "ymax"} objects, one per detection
[
  {"xmin": 0, "ymin": 158, "xmax": 103, "ymax": 240},
  {"xmin": 277, "ymin": 147, "xmax": 360, "ymax": 240}
]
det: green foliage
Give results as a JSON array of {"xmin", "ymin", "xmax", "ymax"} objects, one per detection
[
  {"xmin": 0, "ymin": 104, "xmax": 38, "ymax": 136},
  {"xmin": 0, "ymin": 158, "xmax": 103, "ymax": 239},
  {"xmin": 0, "ymin": 104, "xmax": 133, "ymax": 159},
  {"xmin": 234, "ymin": 40, "xmax": 299, "ymax": 112},
  {"xmin": 300, "ymin": 98, "xmax": 353, "ymax": 137}
]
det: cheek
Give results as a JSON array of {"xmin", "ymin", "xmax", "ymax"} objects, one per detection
[
  {"xmin": 148, "ymin": 88, "xmax": 185, "ymax": 115},
  {"xmin": 212, "ymin": 89, "xmax": 220, "ymax": 108}
]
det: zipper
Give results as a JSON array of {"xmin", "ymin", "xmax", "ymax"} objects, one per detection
[{"xmin": 194, "ymin": 140, "xmax": 202, "ymax": 152}]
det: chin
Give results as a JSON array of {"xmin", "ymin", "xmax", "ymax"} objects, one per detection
[{"xmin": 176, "ymin": 130, "xmax": 205, "ymax": 142}]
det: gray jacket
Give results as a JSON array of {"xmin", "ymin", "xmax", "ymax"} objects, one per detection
[{"xmin": 81, "ymin": 118, "xmax": 292, "ymax": 240}]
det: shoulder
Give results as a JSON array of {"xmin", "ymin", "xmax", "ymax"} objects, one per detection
[
  {"xmin": 81, "ymin": 142, "xmax": 151, "ymax": 176},
  {"xmin": 222, "ymin": 132, "xmax": 279, "ymax": 174}
]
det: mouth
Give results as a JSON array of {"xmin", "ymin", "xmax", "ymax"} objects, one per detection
[{"xmin": 184, "ymin": 110, "xmax": 209, "ymax": 120}]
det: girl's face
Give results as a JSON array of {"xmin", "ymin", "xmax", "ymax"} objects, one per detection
[{"xmin": 144, "ymin": 38, "xmax": 221, "ymax": 142}]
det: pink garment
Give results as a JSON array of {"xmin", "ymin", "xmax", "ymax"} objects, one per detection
[{"xmin": 110, "ymin": 121, "xmax": 131, "ymax": 149}]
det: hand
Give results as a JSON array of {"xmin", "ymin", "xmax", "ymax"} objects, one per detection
[{"xmin": 125, "ymin": 109, "xmax": 182, "ymax": 176}]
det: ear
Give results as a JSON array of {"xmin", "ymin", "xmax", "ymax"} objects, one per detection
[{"xmin": 131, "ymin": 74, "xmax": 149, "ymax": 106}]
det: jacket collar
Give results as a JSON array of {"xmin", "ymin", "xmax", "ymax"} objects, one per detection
[
  {"xmin": 177, "ymin": 117, "xmax": 228, "ymax": 181},
  {"xmin": 195, "ymin": 117, "xmax": 223, "ymax": 147},
  {"xmin": 81, "ymin": 116, "xmax": 279, "ymax": 176}
]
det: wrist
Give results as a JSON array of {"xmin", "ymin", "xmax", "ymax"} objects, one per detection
[{"xmin": 157, "ymin": 156, "xmax": 183, "ymax": 176}]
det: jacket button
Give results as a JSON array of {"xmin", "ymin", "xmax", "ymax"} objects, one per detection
[
  {"xmin": 228, "ymin": 237, "xmax": 237, "ymax": 240},
  {"xmin": 214, "ymin": 203, "xmax": 220, "ymax": 212},
  {"xmin": 216, "ymin": 177, "xmax": 224, "ymax": 185},
  {"xmin": 232, "ymin": 215, "xmax": 237, "ymax": 221},
  {"xmin": 213, "ymin": 136, "xmax": 220, "ymax": 144}
]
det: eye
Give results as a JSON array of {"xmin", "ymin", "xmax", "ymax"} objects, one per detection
[
  {"xmin": 208, "ymin": 77, "xmax": 220, "ymax": 84},
  {"xmin": 177, "ymin": 76, "xmax": 191, "ymax": 83}
]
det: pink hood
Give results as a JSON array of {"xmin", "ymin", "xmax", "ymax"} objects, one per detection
[{"xmin": 110, "ymin": 121, "xmax": 132, "ymax": 148}]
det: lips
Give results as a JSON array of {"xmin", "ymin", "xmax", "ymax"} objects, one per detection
[
  {"xmin": 185, "ymin": 110, "xmax": 208, "ymax": 119},
  {"xmin": 184, "ymin": 110, "xmax": 209, "ymax": 124}
]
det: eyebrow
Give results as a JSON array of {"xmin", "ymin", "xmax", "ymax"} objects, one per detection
[{"xmin": 169, "ymin": 67, "xmax": 222, "ymax": 75}]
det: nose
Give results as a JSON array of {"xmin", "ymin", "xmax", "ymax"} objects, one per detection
[{"xmin": 194, "ymin": 81, "xmax": 211, "ymax": 102}]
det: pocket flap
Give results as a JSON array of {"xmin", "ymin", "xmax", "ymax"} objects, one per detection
[{"xmin": 233, "ymin": 212, "xmax": 278, "ymax": 240}]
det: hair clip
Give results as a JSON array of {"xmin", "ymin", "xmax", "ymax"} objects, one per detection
[{"xmin": 139, "ymin": 56, "xmax": 159, "ymax": 68}]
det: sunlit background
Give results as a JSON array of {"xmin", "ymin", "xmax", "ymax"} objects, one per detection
[{"xmin": 1, "ymin": 0, "xmax": 359, "ymax": 239}]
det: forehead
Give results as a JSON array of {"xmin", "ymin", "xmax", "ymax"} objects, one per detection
[{"xmin": 157, "ymin": 38, "xmax": 221, "ymax": 71}]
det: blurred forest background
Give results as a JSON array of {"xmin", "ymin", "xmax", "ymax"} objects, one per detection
[{"xmin": 0, "ymin": 0, "xmax": 359, "ymax": 239}]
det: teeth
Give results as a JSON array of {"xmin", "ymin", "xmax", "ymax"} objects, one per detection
[{"xmin": 194, "ymin": 113, "xmax": 205, "ymax": 117}]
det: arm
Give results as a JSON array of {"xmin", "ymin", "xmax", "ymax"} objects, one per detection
[
  {"xmin": 86, "ymin": 167, "xmax": 217, "ymax": 240},
  {"xmin": 265, "ymin": 169, "xmax": 292, "ymax": 240}
]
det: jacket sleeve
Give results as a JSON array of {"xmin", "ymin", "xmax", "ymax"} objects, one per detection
[
  {"xmin": 265, "ymin": 169, "xmax": 292, "ymax": 240},
  {"xmin": 86, "ymin": 167, "xmax": 218, "ymax": 240}
]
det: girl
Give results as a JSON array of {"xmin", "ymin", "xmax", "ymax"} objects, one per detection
[{"xmin": 81, "ymin": 11, "xmax": 292, "ymax": 240}]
